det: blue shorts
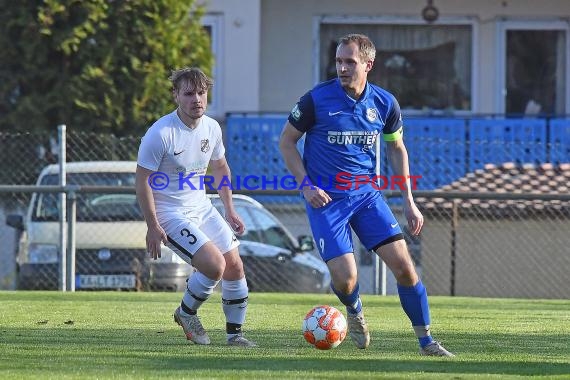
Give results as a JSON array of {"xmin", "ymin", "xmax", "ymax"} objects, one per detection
[{"xmin": 306, "ymin": 191, "xmax": 403, "ymax": 262}]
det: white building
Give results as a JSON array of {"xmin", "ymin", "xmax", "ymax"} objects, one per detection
[{"xmin": 203, "ymin": 0, "xmax": 570, "ymax": 119}]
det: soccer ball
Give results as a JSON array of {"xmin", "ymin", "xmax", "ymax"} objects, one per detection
[{"xmin": 302, "ymin": 305, "xmax": 347, "ymax": 350}]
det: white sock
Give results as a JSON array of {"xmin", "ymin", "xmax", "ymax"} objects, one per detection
[
  {"xmin": 221, "ymin": 277, "xmax": 248, "ymax": 339},
  {"xmin": 180, "ymin": 271, "xmax": 219, "ymax": 316}
]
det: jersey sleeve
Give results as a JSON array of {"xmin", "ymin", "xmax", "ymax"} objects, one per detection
[
  {"xmin": 382, "ymin": 96, "xmax": 404, "ymax": 142},
  {"xmin": 287, "ymin": 92, "xmax": 315, "ymax": 132},
  {"xmin": 137, "ymin": 126, "xmax": 166, "ymax": 171},
  {"xmin": 210, "ymin": 122, "xmax": 225, "ymax": 161}
]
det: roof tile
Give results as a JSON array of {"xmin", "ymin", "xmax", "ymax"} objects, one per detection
[{"xmin": 418, "ymin": 162, "xmax": 570, "ymax": 213}]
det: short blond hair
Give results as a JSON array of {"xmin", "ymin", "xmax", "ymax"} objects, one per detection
[
  {"xmin": 169, "ymin": 67, "xmax": 213, "ymax": 92},
  {"xmin": 338, "ymin": 34, "xmax": 376, "ymax": 62}
]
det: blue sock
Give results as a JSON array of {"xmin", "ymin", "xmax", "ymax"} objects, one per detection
[
  {"xmin": 331, "ymin": 283, "xmax": 362, "ymax": 315},
  {"xmin": 397, "ymin": 281, "xmax": 434, "ymax": 348}
]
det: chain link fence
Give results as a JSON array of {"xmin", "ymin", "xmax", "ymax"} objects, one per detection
[
  {"xmin": 1, "ymin": 120, "xmax": 569, "ymax": 298},
  {"xmin": 0, "ymin": 130, "xmax": 141, "ymax": 290}
]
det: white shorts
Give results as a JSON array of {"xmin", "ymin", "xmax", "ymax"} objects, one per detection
[{"xmin": 158, "ymin": 204, "xmax": 239, "ymax": 264}]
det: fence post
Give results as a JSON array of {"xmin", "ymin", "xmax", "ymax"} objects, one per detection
[
  {"xmin": 58, "ymin": 124, "xmax": 67, "ymax": 291},
  {"xmin": 380, "ymin": 257, "xmax": 387, "ymax": 296},
  {"xmin": 67, "ymin": 189, "xmax": 77, "ymax": 292},
  {"xmin": 375, "ymin": 134, "xmax": 387, "ymax": 296},
  {"xmin": 450, "ymin": 200, "xmax": 459, "ymax": 296}
]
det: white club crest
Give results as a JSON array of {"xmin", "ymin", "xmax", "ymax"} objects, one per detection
[{"xmin": 291, "ymin": 104, "xmax": 302, "ymax": 121}]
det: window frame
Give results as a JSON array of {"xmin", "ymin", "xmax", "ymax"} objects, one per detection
[
  {"xmin": 202, "ymin": 14, "xmax": 224, "ymax": 118},
  {"xmin": 495, "ymin": 19, "xmax": 570, "ymax": 115},
  {"xmin": 313, "ymin": 15, "xmax": 479, "ymax": 115}
]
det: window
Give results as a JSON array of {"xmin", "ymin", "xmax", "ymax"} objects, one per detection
[
  {"xmin": 233, "ymin": 205, "xmax": 263, "ymax": 244},
  {"xmin": 319, "ymin": 19, "xmax": 474, "ymax": 113},
  {"xmin": 248, "ymin": 208, "xmax": 295, "ymax": 251},
  {"xmin": 498, "ymin": 21, "xmax": 569, "ymax": 115},
  {"xmin": 202, "ymin": 15, "xmax": 223, "ymax": 117},
  {"xmin": 32, "ymin": 173, "xmax": 140, "ymax": 222}
]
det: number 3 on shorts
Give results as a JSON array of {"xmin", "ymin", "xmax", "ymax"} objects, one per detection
[{"xmin": 180, "ymin": 228, "xmax": 197, "ymax": 245}]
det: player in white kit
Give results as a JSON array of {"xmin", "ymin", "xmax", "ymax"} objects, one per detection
[{"xmin": 136, "ymin": 67, "xmax": 255, "ymax": 347}]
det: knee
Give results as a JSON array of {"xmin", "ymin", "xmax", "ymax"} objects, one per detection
[
  {"xmin": 224, "ymin": 257, "xmax": 245, "ymax": 279},
  {"xmin": 393, "ymin": 262, "xmax": 418, "ymax": 286},
  {"xmin": 378, "ymin": 240, "xmax": 419, "ymax": 286},
  {"xmin": 192, "ymin": 243, "xmax": 226, "ymax": 280},
  {"xmin": 212, "ymin": 262, "xmax": 226, "ymax": 280},
  {"xmin": 331, "ymin": 273, "xmax": 358, "ymax": 294},
  {"xmin": 202, "ymin": 255, "xmax": 226, "ymax": 280}
]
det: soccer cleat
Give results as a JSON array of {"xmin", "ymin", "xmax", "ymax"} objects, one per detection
[
  {"xmin": 227, "ymin": 334, "xmax": 257, "ymax": 347},
  {"xmin": 419, "ymin": 341, "xmax": 455, "ymax": 357},
  {"xmin": 173, "ymin": 307, "xmax": 211, "ymax": 345},
  {"xmin": 346, "ymin": 312, "xmax": 370, "ymax": 349}
]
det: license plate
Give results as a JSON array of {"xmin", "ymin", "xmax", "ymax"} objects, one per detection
[{"xmin": 76, "ymin": 274, "xmax": 136, "ymax": 289}]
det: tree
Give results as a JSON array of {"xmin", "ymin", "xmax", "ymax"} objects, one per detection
[{"xmin": 0, "ymin": 0, "xmax": 213, "ymax": 136}]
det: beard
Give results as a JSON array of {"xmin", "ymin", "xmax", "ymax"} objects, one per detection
[{"xmin": 178, "ymin": 106, "xmax": 204, "ymax": 120}]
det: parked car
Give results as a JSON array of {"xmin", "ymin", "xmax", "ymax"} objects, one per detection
[
  {"xmin": 6, "ymin": 161, "xmax": 330, "ymax": 293},
  {"xmin": 210, "ymin": 196, "xmax": 330, "ymax": 293}
]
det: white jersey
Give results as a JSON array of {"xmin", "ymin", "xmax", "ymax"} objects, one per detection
[{"xmin": 137, "ymin": 110, "xmax": 225, "ymax": 213}]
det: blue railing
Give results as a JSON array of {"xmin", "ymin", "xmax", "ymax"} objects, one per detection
[{"xmin": 226, "ymin": 114, "xmax": 570, "ymax": 202}]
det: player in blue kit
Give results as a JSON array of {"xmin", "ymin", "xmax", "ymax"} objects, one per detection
[{"xmin": 279, "ymin": 34, "xmax": 454, "ymax": 356}]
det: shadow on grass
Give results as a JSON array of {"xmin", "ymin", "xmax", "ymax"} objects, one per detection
[{"xmin": 1, "ymin": 327, "xmax": 569, "ymax": 377}]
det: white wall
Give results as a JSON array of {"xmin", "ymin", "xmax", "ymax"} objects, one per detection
[
  {"xmin": 204, "ymin": 0, "xmax": 261, "ymax": 117},
  {"xmin": 202, "ymin": 0, "xmax": 570, "ymax": 115}
]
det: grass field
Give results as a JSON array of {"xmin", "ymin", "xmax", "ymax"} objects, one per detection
[{"xmin": 0, "ymin": 291, "xmax": 568, "ymax": 379}]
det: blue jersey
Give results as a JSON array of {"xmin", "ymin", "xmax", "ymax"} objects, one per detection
[{"xmin": 288, "ymin": 78, "xmax": 403, "ymax": 196}]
